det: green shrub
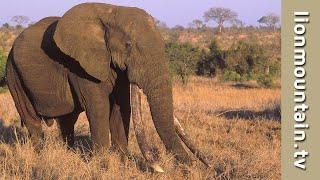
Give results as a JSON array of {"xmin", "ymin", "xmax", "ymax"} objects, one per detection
[
  {"xmin": 165, "ymin": 42, "xmax": 201, "ymax": 85},
  {"xmin": 0, "ymin": 49, "xmax": 7, "ymax": 86},
  {"xmin": 225, "ymin": 41, "xmax": 268, "ymax": 76},
  {"xmin": 269, "ymin": 60, "xmax": 281, "ymax": 77},
  {"xmin": 196, "ymin": 39, "xmax": 225, "ymax": 77},
  {"xmin": 220, "ymin": 71, "xmax": 243, "ymax": 82},
  {"xmin": 257, "ymin": 74, "xmax": 274, "ymax": 88},
  {"xmin": 245, "ymin": 72, "xmax": 258, "ymax": 80}
]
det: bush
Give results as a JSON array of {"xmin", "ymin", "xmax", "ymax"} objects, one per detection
[
  {"xmin": 220, "ymin": 71, "xmax": 243, "ymax": 82},
  {"xmin": 196, "ymin": 39, "xmax": 225, "ymax": 77},
  {"xmin": 257, "ymin": 74, "xmax": 274, "ymax": 88},
  {"xmin": 165, "ymin": 42, "xmax": 201, "ymax": 85},
  {"xmin": 269, "ymin": 60, "xmax": 281, "ymax": 77},
  {"xmin": 245, "ymin": 72, "xmax": 257, "ymax": 81},
  {"xmin": 225, "ymin": 41, "xmax": 268, "ymax": 76},
  {"xmin": 0, "ymin": 49, "xmax": 7, "ymax": 86}
]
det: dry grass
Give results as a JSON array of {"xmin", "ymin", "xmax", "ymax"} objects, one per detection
[{"xmin": 0, "ymin": 77, "xmax": 280, "ymax": 179}]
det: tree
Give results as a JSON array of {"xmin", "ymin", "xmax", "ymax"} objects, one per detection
[
  {"xmin": 203, "ymin": 7, "xmax": 238, "ymax": 33},
  {"xmin": 231, "ymin": 18, "xmax": 245, "ymax": 28},
  {"xmin": 258, "ymin": 13, "xmax": 280, "ymax": 31},
  {"xmin": 189, "ymin": 19, "xmax": 205, "ymax": 30},
  {"xmin": 197, "ymin": 39, "xmax": 225, "ymax": 77},
  {"xmin": 0, "ymin": 30, "xmax": 10, "ymax": 49},
  {"xmin": 2, "ymin": 23, "xmax": 10, "ymax": 29},
  {"xmin": 173, "ymin": 25, "xmax": 185, "ymax": 31},
  {"xmin": 153, "ymin": 17, "xmax": 168, "ymax": 29},
  {"xmin": 11, "ymin": 16, "xmax": 30, "ymax": 27},
  {"xmin": 165, "ymin": 42, "xmax": 201, "ymax": 85}
]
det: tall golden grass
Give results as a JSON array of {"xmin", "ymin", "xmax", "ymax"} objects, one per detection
[{"xmin": 0, "ymin": 77, "xmax": 280, "ymax": 179}]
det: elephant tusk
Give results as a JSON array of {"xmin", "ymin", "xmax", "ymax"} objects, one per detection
[
  {"xmin": 150, "ymin": 163, "xmax": 165, "ymax": 173},
  {"xmin": 173, "ymin": 116, "xmax": 212, "ymax": 168},
  {"xmin": 130, "ymin": 84, "xmax": 164, "ymax": 173}
]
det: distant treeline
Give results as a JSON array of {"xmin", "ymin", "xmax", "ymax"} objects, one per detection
[
  {"xmin": 156, "ymin": 7, "xmax": 280, "ymax": 87},
  {"xmin": 165, "ymin": 36, "xmax": 280, "ymax": 87}
]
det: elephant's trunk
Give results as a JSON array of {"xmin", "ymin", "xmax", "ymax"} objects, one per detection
[
  {"xmin": 145, "ymin": 82, "xmax": 192, "ymax": 163},
  {"xmin": 131, "ymin": 83, "xmax": 212, "ymax": 169},
  {"xmin": 128, "ymin": 55, "xmax": 212, "ymax": 167},
  {"xmin": 129, "ymin": 61, "xmax": 193, "ymax": 164}
]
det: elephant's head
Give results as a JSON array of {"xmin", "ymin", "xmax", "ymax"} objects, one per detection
[{"xmin": 53, "ymin": 3, "xmax": 210, "ymax": 168}]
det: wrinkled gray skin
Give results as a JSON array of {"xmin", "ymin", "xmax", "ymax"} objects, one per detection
[
  {"xmin": 6, "ymin": 16, "xmax": 131, "ymax": 152},
  {"xmin": 6, "ymin": 3, "xmax": 201, "ymax": 166}
]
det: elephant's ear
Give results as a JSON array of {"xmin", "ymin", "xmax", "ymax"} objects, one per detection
[{"xmin": 53, "ymin": 16, "xmax": 110, "ymax": 81}]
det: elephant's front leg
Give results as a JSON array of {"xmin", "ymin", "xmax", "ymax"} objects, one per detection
[{"xmin": 82, "ymin": 84, "xmax": 111, "ymax": 151}]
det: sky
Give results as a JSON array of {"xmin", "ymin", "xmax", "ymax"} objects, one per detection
[{"xmin": 0, "ymin": 0, "xmax": 281, "ymax": 27}]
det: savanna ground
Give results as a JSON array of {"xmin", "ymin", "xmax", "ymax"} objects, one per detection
[{"xmin": 0, "ymin": 77, "xmax": 280, "ymax": 179}]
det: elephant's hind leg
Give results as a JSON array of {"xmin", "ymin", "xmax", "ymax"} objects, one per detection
[
  {"xmin": 6, "ymin": 54, "xmax": 43, "ymax": 147},
  {"xmin": 57, "ymin": 111, "xmax": 80, "ymax": 147}
]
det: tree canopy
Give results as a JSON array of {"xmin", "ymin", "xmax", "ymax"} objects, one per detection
[
  {"xmin": 189, "ymin": 19, "xmax": 206, "ymax": 30},
  {"xmin": 11, "ymin": 15, "xmax": 30, "ymax": 27},
  {"xmin": 165, "ymin": 42, "xmax": 201, "ymax": 84},
  {"xmin": 203, "ymin": 7, "xmax": 238, "ymax": 33},
  {"xmin": 258, "ymin": 13, "xmax": 280, "ymax": 31}
]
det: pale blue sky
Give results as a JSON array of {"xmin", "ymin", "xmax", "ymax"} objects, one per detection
[{"xmin": 0, "ymin": 0, "xmax": 280, "ymax": 27}]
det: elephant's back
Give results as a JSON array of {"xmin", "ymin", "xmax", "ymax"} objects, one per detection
[
  {"xmin": 13, "ymin": 17, "xmax": 61, "ymax": 69},
  {"xmin": 11, "ymin": 17, "xmax": 75, "ymax": 117}
]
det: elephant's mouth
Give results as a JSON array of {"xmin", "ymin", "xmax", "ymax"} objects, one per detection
[{"xmin": 130, "ymin": 84, "xmax": 211, "ymax": 172}]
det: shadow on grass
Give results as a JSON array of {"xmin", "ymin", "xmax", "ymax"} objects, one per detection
[
  {"xmin": 0, "ymin": 118, "xmax": 28, "ymax": 144},
  {"xmin": 231, "ymin": 82, "xmax": 281, "ymax": 89},
  {"xmin": 216, "ymin": 104, "xmax": 281, "ymax": 121},
  {"xmin": 73, "ymin": 134, "xmax": 93, "ymax": 154},
  {"xmin": 231, "ymin": 83, "xmax": 259, "ymax": 89}
]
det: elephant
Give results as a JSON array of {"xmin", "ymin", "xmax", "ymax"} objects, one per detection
[
  {"xmin": 6, "ymin": 16, "xmax": 131, "ymax": 152},
  {"xmin": 6, "ymin": 3, "xmax": 210, "ymax": 170}
]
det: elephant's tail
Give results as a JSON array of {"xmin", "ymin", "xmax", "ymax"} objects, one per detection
[{"xmin": 6, "ymin": 49, "xmax": 42, "ymax": 127}]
